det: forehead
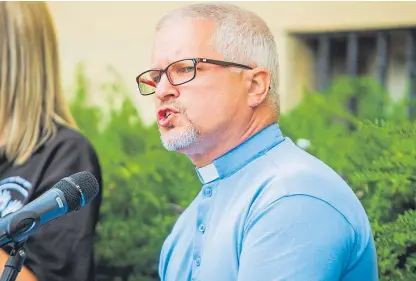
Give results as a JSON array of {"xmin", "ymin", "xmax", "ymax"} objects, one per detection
[{"xmin": 151, "ymin": 18, "xmax": 219, "ymax": 68}]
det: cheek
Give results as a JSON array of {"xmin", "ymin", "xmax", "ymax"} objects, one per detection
[
  {"xmin": 182, "ymin": 88, "xmax": 231, "ymax": 130},
  {"xmin": 178, "ymin": 72, "xmax": 242, "ymax": 128}
]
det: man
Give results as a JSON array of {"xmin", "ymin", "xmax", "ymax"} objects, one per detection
[{"xmin": 136, "ymin": 3, "xmax": 378, "ymax": 281}]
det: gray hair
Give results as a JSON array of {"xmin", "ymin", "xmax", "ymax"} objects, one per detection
[{"xmin": 156, "ymin": 2, "xmax": 280, "ymax": 116}]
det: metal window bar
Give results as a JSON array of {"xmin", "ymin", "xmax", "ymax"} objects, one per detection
[
  {"xmin": 406, "ymin": 29, "xmax": 416, "ymax": 119},
  {"xmin": 347, "ymin": 33, "xmax": 358, "ymax": 76},
  {"xmin": 346, "ymin": 33, "xmax": 359, "ymax": 117},
  {"xmin": 375, "ymin": 31, "xmax": 389, "ymax": 117},
  {"xmin": 376, "ymin": 32, "xmax": 389, "ymax": 87},
  {"xmin": 316, "ymin": 34, "xmax": 330, "ymax": 91}
]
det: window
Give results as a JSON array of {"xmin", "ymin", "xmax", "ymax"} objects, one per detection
[{"xmin": 294, "ymin": 27, "xmax": 416, "ymax": 117}]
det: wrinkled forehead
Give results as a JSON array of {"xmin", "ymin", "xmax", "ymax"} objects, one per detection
[{"xmin": 150, "ymin": 18, "xmax": 218, "ymax": 68}]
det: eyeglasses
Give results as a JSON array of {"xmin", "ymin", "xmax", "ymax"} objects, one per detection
[{"xmin": 136, "ymin": 58, "xmax": 253, "ymax": 96}]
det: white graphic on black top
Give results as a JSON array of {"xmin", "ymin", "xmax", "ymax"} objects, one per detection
[{"xmin": 0, "ymin": 176, "xmax": 32, "ymax": 218}]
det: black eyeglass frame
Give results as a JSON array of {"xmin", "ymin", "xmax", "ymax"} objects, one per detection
[{"xmin": 136, "ymin": 57, "xmax": 253, "ymax": 96}]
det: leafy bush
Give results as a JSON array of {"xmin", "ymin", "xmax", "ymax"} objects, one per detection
[{"xmin": 69, "ymin": 67, "xmax": 415, "ymax": 281}]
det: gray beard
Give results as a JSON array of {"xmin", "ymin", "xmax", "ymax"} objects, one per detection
[
  {"xmin": 160, "ymin": 123, "xmax": 200, "ymax": 151},
  {"xmin": 157, "ymin": 100, "xmax": 200, "ymax": 152}
]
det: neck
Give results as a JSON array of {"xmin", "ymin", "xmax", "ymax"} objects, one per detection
[{"xmin": 184, "ymin": 107, "xmax": 276, "ymax": 168}]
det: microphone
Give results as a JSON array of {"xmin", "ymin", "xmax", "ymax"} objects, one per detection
[{"xmin": 0, "ymin": 171, "xmax": 99, "ymax": 248}]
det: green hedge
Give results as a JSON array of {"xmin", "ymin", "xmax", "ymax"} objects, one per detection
[{"xmin": 69, "ymin": 67, "xmax": 415, "ymax": 281}]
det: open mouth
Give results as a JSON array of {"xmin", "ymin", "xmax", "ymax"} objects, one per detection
[{"xmin": 157, "ymin": 107, "xmax": 179, "ymax": 127}]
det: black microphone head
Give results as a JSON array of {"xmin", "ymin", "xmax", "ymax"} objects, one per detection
[{"xmin": 55, "ymin": 171, "xmax": 99, "ymax": 212}]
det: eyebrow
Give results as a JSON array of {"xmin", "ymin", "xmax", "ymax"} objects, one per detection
[
  {"xmin": 150, "ymin": 56, "xmax": 175, "ymax": 70},
  {"xmin": 151, "ymin": 54, "xmax": 194, "ymax": 69}
]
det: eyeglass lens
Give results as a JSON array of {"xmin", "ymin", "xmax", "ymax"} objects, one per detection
[{"xmin": 137, "ymin": 59, "xmax": 196, "ymax": 95}]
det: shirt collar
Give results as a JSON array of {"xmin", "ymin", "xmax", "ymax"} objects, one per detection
[{"xmin": 195, "ymin": 123, "xmax": 285, "ymax": 184}]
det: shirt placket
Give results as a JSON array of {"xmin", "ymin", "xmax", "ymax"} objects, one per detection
[{"xmin": 191, "ymin": 181, "xmax": 216, "ymax": 281}]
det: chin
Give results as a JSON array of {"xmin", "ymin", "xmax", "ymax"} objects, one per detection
[{"xmin": 159, "ymin": 125, "xmax": 200, "ymax": 152}]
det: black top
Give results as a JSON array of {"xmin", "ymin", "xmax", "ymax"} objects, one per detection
[{"xmin": 0, "ymin": 124, "xmax": 102, "ymax": 281}]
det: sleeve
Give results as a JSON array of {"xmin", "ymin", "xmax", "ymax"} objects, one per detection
[
  {"xmin": 24, "ymin": 136, "xmax": 102, "ymax": 281},
  {"xmin": 237, "ymin": 195, "xmax": 355, "ymax": 281}
]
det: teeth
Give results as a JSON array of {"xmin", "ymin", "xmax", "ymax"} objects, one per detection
[{"xmin": 166, "ymin": 112, "xmax": 171, "ymax": 118}]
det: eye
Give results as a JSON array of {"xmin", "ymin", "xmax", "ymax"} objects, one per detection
[
  {"xmin": 177, "ymin": 66, "xmax": 195, "ymax": 74},
  {"xmin": 151, "ymin": 75, "xmax": 161, "ymax": 84}
]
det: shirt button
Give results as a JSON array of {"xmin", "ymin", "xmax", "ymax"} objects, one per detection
[
  {"xmin": 195, "ymin": 257, "xmax": 201, "ymax": 266},
  {"xmin": 204, "ymin": 187, "xmax": 212, "ymax": 197},
  {"xmin": 198, "ymin": 224, "xmax": 205, "ymax": 233}
]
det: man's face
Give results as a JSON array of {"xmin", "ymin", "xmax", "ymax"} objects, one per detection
[{"xmin": 151, "ymin": 18, "xmax": 250, "ymax": 154}]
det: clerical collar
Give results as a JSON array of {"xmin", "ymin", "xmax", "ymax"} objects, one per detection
[{"xmin": 195, "ymin": 123, "xmax": 285, "ymax": 184}]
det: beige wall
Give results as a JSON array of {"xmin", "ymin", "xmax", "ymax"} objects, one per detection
[{"xmin": 47, "ymin": 1, "xmax": 416, "ymax": 125}]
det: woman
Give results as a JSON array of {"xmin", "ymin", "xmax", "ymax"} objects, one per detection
[{"xmin": 0, "ymin": 2, "xmax": 102, "ymax": 281}]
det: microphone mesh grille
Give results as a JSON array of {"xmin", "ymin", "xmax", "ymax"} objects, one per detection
[
  {"xmin": 68, "ymin": 171, "xmax": 99, "ymax": 204},
  {"xmin": 55, "ymin": 180, "xmax": 81, "ymax": 212},
  {"xmin": 56, "ymin": 171, "xmax": 99, "ymax": 212}
]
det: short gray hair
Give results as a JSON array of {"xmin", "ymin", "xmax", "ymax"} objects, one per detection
[{"xmin": 156, "ymin": 3, "xmax": 280, "ymax": 116}]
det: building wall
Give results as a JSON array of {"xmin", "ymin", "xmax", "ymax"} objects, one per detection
[{"xmin": 47, "ymin": 1, "xmax": 416, "ymax": 125}]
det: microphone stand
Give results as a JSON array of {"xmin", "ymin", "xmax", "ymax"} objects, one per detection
[{"xmin": 0, "ymin": 240, "xmax": 27, "ymax": 281}]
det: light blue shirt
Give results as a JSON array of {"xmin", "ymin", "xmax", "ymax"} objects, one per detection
[{"xmin": 159, "ymin": 123, "xmax": 378, "ymax": 281}]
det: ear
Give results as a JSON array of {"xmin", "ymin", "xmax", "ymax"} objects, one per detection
[{"xmin": 246, "ymin": 68, "xmax": 271, "ymax": 108}]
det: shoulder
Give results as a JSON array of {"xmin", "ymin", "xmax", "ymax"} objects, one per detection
[
  {"xmin": 37, "ymin": 124, "xmax": 102, "ymax": 183},
  {"xmin": 255, "ymin": 137, "xmax": 365, "ymax": 222},
  {"xmin": 244, "ymin": 194, "xmax": 357, "ymax": 250},
  {"xmin": 243, "ymin": 138, "xmax": 373, "ymax": 257},
  {"xmin": 48, "ymin": 124, "xmax": 97, "ymax": 152},
  {"xmin": 37, "ymin": 124, "xmax": 100, "ymax": 166}
]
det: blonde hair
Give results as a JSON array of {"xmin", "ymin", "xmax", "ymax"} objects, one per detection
[
  {"xmin": 0, "ymin": 2, "xmax": 77, "ymax": 165},
  {"xmin": 156, "ymin": 3, "xmax": 280, "ymax": 117}
]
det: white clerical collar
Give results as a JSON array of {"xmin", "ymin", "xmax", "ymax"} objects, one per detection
[{"xmin": 195, "ymin": 163, "xmax": 219, "ymax": 184}]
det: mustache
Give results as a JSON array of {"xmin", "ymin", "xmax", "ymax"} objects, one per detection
[{"xmin": 160, "ymin": 100, "xmax": 186, "ymax": 114}]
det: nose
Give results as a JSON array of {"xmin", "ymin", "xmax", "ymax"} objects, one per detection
[{"xmin": 155, "ymin": 74, "xmax": 180, "ymax": 101}]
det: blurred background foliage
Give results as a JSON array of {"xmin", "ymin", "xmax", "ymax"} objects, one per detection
[{"xmin": 69, "ymin": 65, "xmax": 415, "ymax": 281}]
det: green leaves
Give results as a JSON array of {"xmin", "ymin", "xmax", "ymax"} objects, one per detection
[{"xmin": 374, "ymin": 210, "xmax": 416, "ymax": 281}]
